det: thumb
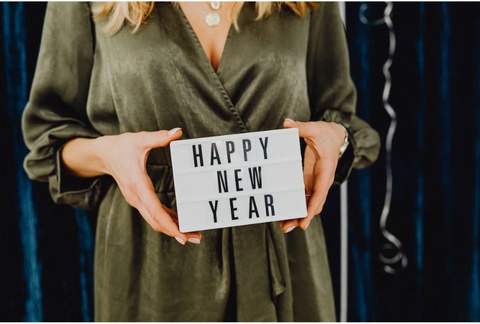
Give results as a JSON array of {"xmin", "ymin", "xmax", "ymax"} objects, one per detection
[
  {"xmin": 145, "ymin": 127, "xmax": 183, "ymax": 149},
  {"xmin": 284, "ymin": 118, "xmax": 309, "ymax": 138}
]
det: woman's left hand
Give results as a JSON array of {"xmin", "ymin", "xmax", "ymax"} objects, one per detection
[{"xmin": 278, "ymin": 118, "xmax": 346, "ymax": 233}]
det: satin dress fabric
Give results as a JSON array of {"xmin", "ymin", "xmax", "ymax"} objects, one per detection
[{"xmin": 21, "ymin": 2, "xmax": 380, "ymax": 321}]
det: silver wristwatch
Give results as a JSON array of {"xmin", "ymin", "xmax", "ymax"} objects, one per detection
[{"xmin": 338, "ymin": 125, "xmax": 349, "ymax": 158}]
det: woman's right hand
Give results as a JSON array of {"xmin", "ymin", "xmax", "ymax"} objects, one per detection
[{"xmin": 63, "ymin": 127, "xmax": 201, "ymax": 245}]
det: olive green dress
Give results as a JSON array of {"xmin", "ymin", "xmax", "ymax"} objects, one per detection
[{"xmin": 22, "ymin": 1, "xmax": 380, "ymax": 321}]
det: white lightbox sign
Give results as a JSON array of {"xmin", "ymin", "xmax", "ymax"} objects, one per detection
[{"xmin": 170, "ymin": 128, "xmax": 307, "ymax": 233}]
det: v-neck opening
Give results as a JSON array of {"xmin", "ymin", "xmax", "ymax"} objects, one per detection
[
  {"xmin": 177, "ymin": 3, "xmax": 234, "ymax": 76},
  {"xmin": 174, "ymin": 3, "xmax": 249, "ymax": 134}
]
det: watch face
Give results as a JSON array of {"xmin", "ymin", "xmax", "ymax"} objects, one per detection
[{"xmin": 338, "ymin": 125, "xmax": 349, "ymax": 157}]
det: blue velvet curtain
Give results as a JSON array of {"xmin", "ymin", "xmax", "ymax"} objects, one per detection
[
  {"xmin": 1, "ymin": 4, "xmax": 95, "ymax": 321},
  {"xmin": 1, "ymin": 2, "xmax": 479, "ymax": 321},
  {"xmin": 341, "ymin": 2, "xmax": 480, "ymax": 321}
]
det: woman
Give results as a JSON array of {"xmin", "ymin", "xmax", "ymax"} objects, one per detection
[{"xmin": 22, "ymin": 1, "xmax": 380, "ymax": 321}]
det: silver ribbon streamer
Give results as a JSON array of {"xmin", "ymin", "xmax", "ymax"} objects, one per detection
[{"xmin": 359, "ymin": 2, "xmax": 408, "ymax": 274}]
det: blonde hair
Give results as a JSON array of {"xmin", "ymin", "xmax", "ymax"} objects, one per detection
[{"xmin": 93, "ymin": 2, "xmax": 317, "ymax": 35}]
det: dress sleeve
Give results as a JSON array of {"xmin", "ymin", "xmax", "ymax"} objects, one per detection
[
  {"xmin": 306, "ymin": 2, "xmax": 381, "ymax": 185},
  {"xmin": 22, "ymin": 2, "xmax": 110, "ymax": 210}
]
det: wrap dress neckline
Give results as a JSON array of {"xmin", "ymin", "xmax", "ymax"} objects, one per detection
[
  {"xmin": 176, "ymin": 4, "xmax": 249, "ymax": 135},
  {"xmin": 176, "ymin": 3, "xmax": 234, "ymax": 75}
]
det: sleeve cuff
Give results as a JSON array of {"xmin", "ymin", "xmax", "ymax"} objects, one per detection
[
  {"xmin": 319, "ymin": 108, "xmax": 380, "ymax": 184},
  {"xmin": 319, "ymin": 109, "xmax": 358, "ymax": 185},
  {"xmin": 48, "ymin": 142, "xmax": 111, "ymax": 210}
]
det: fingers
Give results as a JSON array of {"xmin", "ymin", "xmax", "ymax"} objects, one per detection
[
  {"xmin": 163, "ymin": 205, "xmax": 178, "ymax": 220},
  {"xmin": 163, "ymin": 205, "xmax": 202, "ymax": 243},
  {"xmin": 278, "ymin": 220, "xmax": 300, "ymax": 233},
  {"xmin": 285, "ymin": 118, "xmax": 339, "ymax": 231},
  {"xmin": 281, "ymin": 218, "xmax": 300, "ymax": 233},
  {"xmin": 303, "ymin": 145, "xmax": 315, "ymax": 205},
  {"xmin": 280, "ymin": 145, "xmax": 315, "ymax": 233},
  {"xmin": 134, "ymin": 172, "xmax": 202, "ymax": 245},
  {"xmin": 299, "ymin": 161, "xmax": 335, "ymax": 229},
  {"xmin": 285, "ymin": 119, "xmax": 319, "ymax": 231},
  {"xmin": 284, "ymin": 118, "xmax": 309, "ymax": 138},
  {"xmin": 142, "ymin": 127, "xmax": 183, "ymax": 149},
  {"xmin": 112, "ymin": 128, "xmax": 202, "ymax": 245}
]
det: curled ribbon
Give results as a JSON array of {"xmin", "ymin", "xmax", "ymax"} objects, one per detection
[{"xmin": 359, "ymin": 2, "xmax": 408, "ymax": 274}]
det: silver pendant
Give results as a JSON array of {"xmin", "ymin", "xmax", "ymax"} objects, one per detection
[
  {"xmin": 210, "ymin": 1, "xmax": 221, "ymax": 10},
  {"xmin": 205, "ymin": 12, "xmax": 221, "ymax": 27}
]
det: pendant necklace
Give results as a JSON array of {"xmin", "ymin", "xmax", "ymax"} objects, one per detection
[{"xmin": 205, "ymin": 2, "xmax": 221, "ymax": 27}]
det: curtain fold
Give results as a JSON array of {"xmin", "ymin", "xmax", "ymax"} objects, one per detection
[
  {"xmin": 1, "ymin": 4, "xmax": 95, "ymax": 321},
  {"xmin": 1, "ymin": 2, "xmax": 42, "ymax": 321}
]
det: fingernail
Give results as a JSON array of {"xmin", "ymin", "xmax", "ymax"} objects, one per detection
[
  {"xmin": 188, "ymin": 238, "xmax": 201, "ymax": 244},
  {"xmin": 285, "ymin": 118, "xmax": 295, "ymax": 124},
  {"xmin": 305, "ymin": 221, "xmax": 311, "ymax": 230},
  {"xmin": 175, "ymin": 237, "xmax": 185, "ymax": 245},
  {"xmin": 285, "ymin": 226, "xmax": 296, "ymax": 233},
  {"xmin": 168, "ymin": 127, "xmax": 181, "ymax": 136}
]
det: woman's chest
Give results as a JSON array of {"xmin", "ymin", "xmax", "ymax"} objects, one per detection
[
  {"xmin": 87, "ymin": 3, "xmax": 313, "ymax": 136},
  {"xmin": 177, "ymin": 2, "xmax": 232, "ymax": 72}
]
